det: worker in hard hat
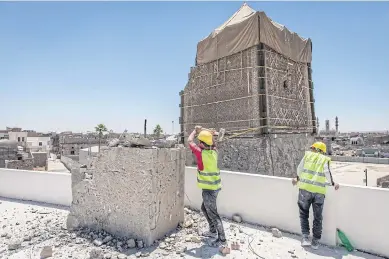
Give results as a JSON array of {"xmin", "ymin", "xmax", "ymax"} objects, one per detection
[
  {"xmin": 188, "ymin": 125, "xmax": 226, "ymax": 247},
  {"xmin": 292, "ymin": 141, "xmax": 339, "ymax": 250}
]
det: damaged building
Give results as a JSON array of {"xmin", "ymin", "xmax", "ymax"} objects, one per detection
[
  {"xmin": 180, "ymin": 4, "xmax": 316, "ymax": 177},
  {"xmin": 52, "ymin": 133, "xmax": 107, "ymax": 156}
]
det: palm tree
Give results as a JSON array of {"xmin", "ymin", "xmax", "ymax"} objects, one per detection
[
  {"xmin": 153, "ymin": 124, "xmax": 163, "ymax": 138},
  {"xmin": 95, "ymin": 123, "xmax": 108, "ymax": 152}
]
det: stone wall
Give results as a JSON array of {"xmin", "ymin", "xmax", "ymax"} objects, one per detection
[
  {"xmin": 181, "ymin": 46, "xmax": 259, "ymax": 136},
  {"xmin": 377, "ymin": 174, "xmax": 389, "ymax": 187},
  {"xmin": 181, "ymin": 44, "xmax": 315, "ymax": 139},
  {"xmin": 61, "ymin": 155, "xmax": 81, "ymax": 172},
  {"xmin": 5, "ymin": 158, "xmax": 34, "ymax": 170},
  {"xmin": 67, "ymin": 146, "xmax": 185, "ymax": 246},
  {"xmin": 0, "ymin": 147, "xmax": 18, "ymax": 168},
  {"xmin": 186, "ymin": 133, "xmax": 314, "ymax": 178},
  {"xmin": 31, "ymin": 152, "xmax": 48, "ymax": 167}
]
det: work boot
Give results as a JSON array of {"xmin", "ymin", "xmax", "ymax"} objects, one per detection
[
  {"xmin": 200, "ymin": 230, "xmax": 218, "ymax": 238},
  {"xmin": 208, "ymin": 238, "xmax": 227, "ymax": 247},
  {"xmin": 301, "ymin": 235, "xmax": 311, "ymax": 247},
  {"xmin": 311, "ymin": 238, "xmax": 319, "ymax": 250}
]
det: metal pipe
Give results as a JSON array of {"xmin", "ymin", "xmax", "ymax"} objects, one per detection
[{"xmin": 144, "ymin": 119, "xmax": 147, "ymax": 138}]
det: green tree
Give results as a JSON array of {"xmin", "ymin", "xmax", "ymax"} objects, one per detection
[
  {"xmin": 153, "ymin": 124, "xmax": 163, "ymax": 138},
  {"xmin": 95, "ymin": 123, "xmax": 108, "ymax": 152}
]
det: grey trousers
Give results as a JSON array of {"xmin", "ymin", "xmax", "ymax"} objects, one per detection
[
  {"xmin": 297, "ymin": 189, "xmax": 325, "ymax": 240},
  {"xmin": 201, "ymin": 189, "xmax": 226, "ymax": 241}
]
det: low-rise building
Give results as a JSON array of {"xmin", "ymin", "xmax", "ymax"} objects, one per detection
[
  {"xmin": 58, "ymin": 134, "xmax": 106, "ymax": 156},
  {"xmin": 0, "ymin": 130, "xmax": 9, "ymax": 140},
  {"xmin": 8, "ymin": 131, "xmax": 28, "ymax": 146},
  {"xmin": 26, "ymin": 132, "xmax": 51, "ymax": 152}
]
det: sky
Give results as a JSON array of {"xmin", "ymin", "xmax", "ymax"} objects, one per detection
[{"xmin": 0, "ymin": 1, "xmax": 388, "ymax": 134}]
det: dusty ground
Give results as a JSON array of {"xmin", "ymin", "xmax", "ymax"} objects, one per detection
[
  {"xmin": 0, "ymin": 198, "xmax": 383, "ymax": 259},
  {"xmin": 331, "ymin": 162, "xmax": 389, "ymax": 187}
]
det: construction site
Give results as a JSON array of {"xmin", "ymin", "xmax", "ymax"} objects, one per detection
[{"xmin": 1, "ymin": 3, "xmax": 388, "ymax": 259}]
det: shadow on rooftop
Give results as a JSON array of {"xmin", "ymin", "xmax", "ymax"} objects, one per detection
[{"xmin": 185, "ymin": 244, "xmax": 219, "ymax": 258}]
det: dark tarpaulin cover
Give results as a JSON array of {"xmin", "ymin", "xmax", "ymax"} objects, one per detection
[{"xmin": 196, "ymin": 4, "xmax": 312, "ymax": 65}]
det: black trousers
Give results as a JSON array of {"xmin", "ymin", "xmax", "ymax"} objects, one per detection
[
  {"xmin": 201, "ymin": 189, "xmax": 226, "ymax": 241},
  {"xmin": 297, "ymin": 189, "xmax": 325, "ymax": 240}
]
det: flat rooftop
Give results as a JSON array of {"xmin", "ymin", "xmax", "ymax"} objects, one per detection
[
  {"xmin": 331, "ymin": 161, "xmax": 389, "ymax": 187},
  {"xmin": 0, "ymin": 198, "xmax": 383, "ymax": 259}
]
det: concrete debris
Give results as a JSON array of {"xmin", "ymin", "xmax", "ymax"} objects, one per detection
[
  {"xmin": 93, "ymin": 238, "xmax": 104, "ymax": 246},
  {"xmin": 190, "ymin": 236, "xmax": 202, "ymax": 243},
  {"xmin": 271, "ymin": 228, "xmax": 283, "ymax": 238},
  {"xmin": 232, "ymin": 214, "xmax": 242, "ymax": 223},
  {"xmin": 159, "ymin": 242, "xmax": 167, "ymax": 249},
  {"xmin": 40, "ymin": 246, "xmax": 53, "ymax": 259},
  {"xmin": 137, "ymin": 240, "xmax": 144, "ymax": 248},
  {"xmin": 127, "ymin": 238, "xmax": 136, "ymax": 248},
  {"xmin": 184, "ymin": 219, "xmax": 194, "ymax": 228},
  {"xmin": 219, "ymin": 246, "xmax": 231, "ymax": 255},
  {"xmin": 7, "ymin": 239, "xmax": 22, "ymax": 250},
  {"xmin": 2, "ymin": 199, "xmax": 377, "ymax": 259},
  {"xmin": 231, "ymin": 241, "xmax": 240, "ymax": 250},
  {"xmin": 89, "ymin": 248, "xmax": 104, "ymax": 259},
  {"xmin": 103, "ymin": 235, "xmax": 113, "ymax": 244},
  {"xmin": 184, "ymin": 207, "xmax": 193, "ymax": 214},
  {"xmin": 108, "ymin": 139, "xmax": 121, "ymax": 147}
]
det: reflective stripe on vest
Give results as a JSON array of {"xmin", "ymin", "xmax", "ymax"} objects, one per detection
[
  {"xmin": 298, "ymin": 151, "xmax": 331, "ymax": 195},
  {"xmin": 197, "ymin": 150, "xmax": 221, "ymax": 191}
]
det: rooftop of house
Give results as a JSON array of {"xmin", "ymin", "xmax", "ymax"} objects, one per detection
[
  {"xmin": 0, "ymin": 198, "xmax": 383, "ymax": 259},
  {"xmin": 331, "ymin": 161, "xmax": 389, "ymax": 187}
]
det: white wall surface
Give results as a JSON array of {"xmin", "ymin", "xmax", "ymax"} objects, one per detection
[
  {"xmin": 79, "ymin": 146, "xmax": 98, "ymax": 166},
  {"xmin": 8, "ymin": 132, "xmax": 28, "ymax": 143},
  {"xmin": 26, "ymin": 136, "xmax": 51, "ymax": 148},
  {"xmin": 185, "ymin": 167, "xmax": 389, "ymax": 258},
  {"xmin": 0, "ymin": 168, "xmax": 72, "ymax": 206}
]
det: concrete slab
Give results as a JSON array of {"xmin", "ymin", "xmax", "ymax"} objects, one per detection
[{"xmin": 47, "ymin": 159, "xmax": 69, "ymax": 173}]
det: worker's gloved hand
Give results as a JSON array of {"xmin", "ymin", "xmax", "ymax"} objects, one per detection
[
  {"xmin": 334, "ymin": 183, "xmax": 340, "ymax": 191},
  {"xmin": 195, "ymin": 125, "xmax": 202, "ymax": 134},
  {"xmin": 292, "ymin": 178, "xmax": 298, "ymax": 186}
]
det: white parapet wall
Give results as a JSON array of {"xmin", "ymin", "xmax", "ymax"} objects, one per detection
[
  {"xmin": 185, "ymin": 167, "xmax": 389, "ymax": 258},
  {"xmin": 1, "ymin": 166, "xmax": 388, "ymax": 257},
  {"xmin": 0, "ymin": 168, "xmax": 72, "ymax": 206}
]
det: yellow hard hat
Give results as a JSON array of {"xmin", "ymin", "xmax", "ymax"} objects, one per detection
[
  {"xmin": 198, "ymin": 130, "xmax": 213, "ymax": 146},
  {"xmin": 311, "ymin": 141, "xmax": 327, "ymax": 153}
]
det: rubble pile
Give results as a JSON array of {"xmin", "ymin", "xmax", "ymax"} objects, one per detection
[
  {"xmin": 108, "ymin": 134, "xmax": 179, "ymax": 149},
  {"xmin": 0, "ymin": 201, "xmax": 265, "ymax": 259},
  {"xmin": 108, "ymin": 135, "xmax": 151, "ymax": 148},
  {"xmin": 2, "ymin": 200, "xmax": 375, "ymax": 259}
]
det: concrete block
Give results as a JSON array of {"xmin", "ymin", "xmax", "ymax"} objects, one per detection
[{"xmin": 68, "ymin": 147, "xmax": 186, "ymax": 246}]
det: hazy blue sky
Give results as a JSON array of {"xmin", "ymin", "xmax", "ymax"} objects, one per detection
[{"xmin": 1, "ymin": 2, "xmax": 388, "ymax": 133}]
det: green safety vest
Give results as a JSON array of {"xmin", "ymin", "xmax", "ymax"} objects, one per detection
[
  {"xmin": 197, "ymin": 150, "xmax": 222, "ymax": 191},
  {"xmin": 298, "ymin": 151, "xmax": 331, "ymax": 195}
]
